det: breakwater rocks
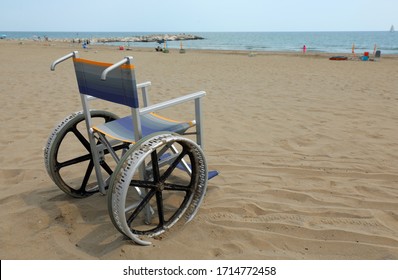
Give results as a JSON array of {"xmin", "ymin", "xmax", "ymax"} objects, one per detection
[{"xmin": 95, "ymin": 34, "xmax": 204, "ymax": 43}]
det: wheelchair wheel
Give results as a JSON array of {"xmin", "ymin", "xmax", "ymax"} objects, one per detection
[
  {"xmin": 44, "ymin": 110, "xmax": 126, "ymax": 198},
  {"xmin": 108, "ymin": 132, "xmax": 208, "ymax": 245}
]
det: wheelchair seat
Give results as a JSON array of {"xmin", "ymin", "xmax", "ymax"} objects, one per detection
[{"xmin": 93, "ymin": 113, "xmax": 195, "ymax": 143}]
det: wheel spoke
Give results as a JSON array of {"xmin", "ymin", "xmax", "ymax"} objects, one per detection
[
  {"xmin": 166, "ymin": 192, "xmax": 193, "ymax": 224},
  {"xmin": 164, "ymin": 182, "xmax": 192, "ymax": 192},
  {"xmin": 129, "ymin": 180, "xmax": 157, "ymax": 189},
  {"xmin": 151, "ymin": 150, "xmax": 161, "ymax": 182},
  {"xmin": 160, "ymin": 147, "xmax": 188, "ymax": 182},
  {"xmin": 57, "ymin": 153, "xmax": 91, "ymax": 169},
  {"xmin": 100, "ymin": 161, "xmax": 113, "ymax": 175},
  {"xmin": 127, "ymin": 189, "xmax": 156, "ymax": 225},
  {"xmin": 156, "ymin": 191, "xmax": 165, "ymax": 226},
  {"xmin": 71, "ymin": 126, "xmax": 91, "ymax": 152},
  {"xmin": 79, "ymin": 159, "xmax": 94, "ymax": 192},
  {"xmin": 113, "ymin": 143, "xmax": 130, "ymax": 152}
]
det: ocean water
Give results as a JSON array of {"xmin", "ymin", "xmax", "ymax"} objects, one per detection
[{"xmin": 1, "ymin": 31, "xmax": 398, "ymax": 54}]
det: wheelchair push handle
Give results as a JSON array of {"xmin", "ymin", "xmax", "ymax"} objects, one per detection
[
  {"xmin": 50, "ymin": 51, "xmax": 78, "ymax": 71},
  {"xmin": 100, "ymin": 56, "xmax": 133, "ymax": 81},
  {"xmin": 51, "ymin": 51, "xmax": 133, "ymax": 82}
]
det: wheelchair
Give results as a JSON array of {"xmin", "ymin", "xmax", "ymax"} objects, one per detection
[{"xmin": 44, "ymin": 51, "xmax": 218, "ymax": 245}]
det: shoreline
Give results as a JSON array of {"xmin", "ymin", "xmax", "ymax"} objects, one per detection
[
  {"xmin": 2, "ymin": 30, "xmax": 397, "ymax": 55},
  {"xmin": 2, "ymin": 39, "xmax": 398, "ymax": 59}
]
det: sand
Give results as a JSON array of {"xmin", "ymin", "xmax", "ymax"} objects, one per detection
[{"xmin": 1, "ymin": 40, "xmax": 398, "ymax": 260}]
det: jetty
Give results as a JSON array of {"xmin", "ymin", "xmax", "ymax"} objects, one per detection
[
  {"xmin": 94, "ymin": 34, "xmax": 204, "ymax": 43},
  {"xmin": 0, "ymin": 33, "xmax": 204, "ymax": 44}
]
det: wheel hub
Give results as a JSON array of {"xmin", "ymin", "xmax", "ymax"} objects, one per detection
[{"xmin": 156, "ymin": 182, "xmax": 165, "ymax": 191}]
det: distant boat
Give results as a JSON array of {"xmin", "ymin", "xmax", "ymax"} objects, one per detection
[
  {"xmin": 0, "ymin": 34, "xmax": 6, "ymax": 39},
  {"xmin": 390, "ymin": 25, "xmax": 395, "ymax": 32}
]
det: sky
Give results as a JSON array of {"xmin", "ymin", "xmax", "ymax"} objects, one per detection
[{"xmin": 0, "ymin": 0, "xmax": 396, "ymax": 32}]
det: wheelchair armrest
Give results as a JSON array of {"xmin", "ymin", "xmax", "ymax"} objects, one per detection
[
  {"xmin": 139, "ymin": 91, "xmax": 206, "ymax": 115},
  {"xmin": 137, "ymin": 81, "xmax": 152, "ymax": 107},
  {"xmin": 139, "ymin": 91, "xmax": 206, "ymax": 148},
  {"xmin": 137, "ymin": 81, "xmax": 151, "ymax": 89}
]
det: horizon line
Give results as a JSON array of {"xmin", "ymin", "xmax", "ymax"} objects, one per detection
[{"xmin": 1, "ymin": 30, "xmax": 395, "ymax": 33}]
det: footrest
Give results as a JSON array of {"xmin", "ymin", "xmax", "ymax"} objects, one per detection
[
  {"xmin": 208, "ymin": 170, "xmax": 219, "ymax": 180},
  {"xmin": 161, "ymin": 153, "xmax": 218, "ymax": 180}
]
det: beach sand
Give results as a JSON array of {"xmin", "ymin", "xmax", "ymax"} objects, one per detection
[{"xmin": 1, "ymin": 40, "xmax": 398, "ymax": 260}]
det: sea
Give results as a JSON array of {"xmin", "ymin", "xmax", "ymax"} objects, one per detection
[{"xmin": 1, "ymin": 31, "xmax": 398, "ymax": 54}]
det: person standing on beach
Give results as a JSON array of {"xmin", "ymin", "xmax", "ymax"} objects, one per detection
[
  {"xmin": 352, "ymin": 43, "xmax": 356, "ymax": 57},
  {"xmin": 303, "ymin": 44, "xmax": 307, "ymax": 54}
]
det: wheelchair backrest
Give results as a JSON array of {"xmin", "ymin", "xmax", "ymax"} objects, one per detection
[{"xmin": 73, "ymin": 58, "xmax": 140, "ymax": 108}]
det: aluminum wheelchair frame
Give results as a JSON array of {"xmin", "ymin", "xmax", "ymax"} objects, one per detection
[{"xmin": 44, "ymin": 51, "xmax": 217, "ymax": 245}]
